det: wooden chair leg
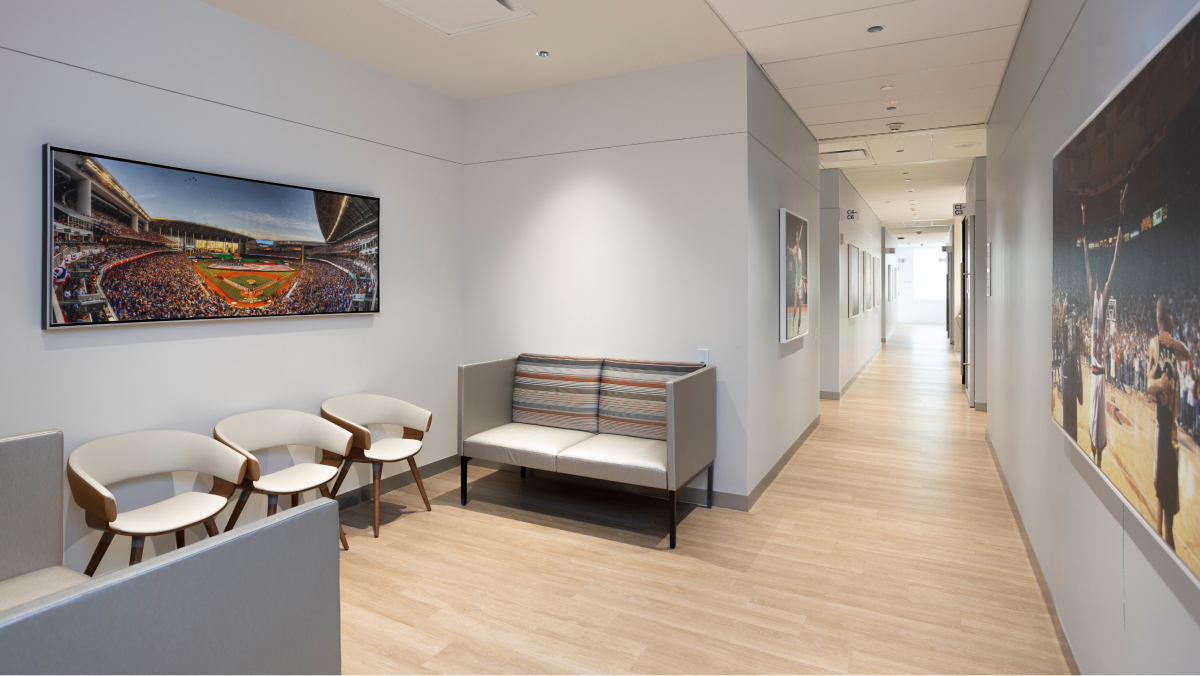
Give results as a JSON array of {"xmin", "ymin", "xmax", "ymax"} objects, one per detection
[
  {"xmin": 372, "ymin": 462, "xmax": 382, "ymax": 538},
  {"xmin": 330, "ymin": 460, "xmax": 353, "ymax": 498},
  {"xmin": 175, "ymin": 530, "xmax": 185, "ymax": 549},
  {"xmin": 319, "ymin": 485, "xmax": 349, "ymax": 551},
  {"xmin": 226, "ymin": 489, "xmax": 252, "ymax": 531},
  {"xmin": 668, "ymin": 490, "xmax": 677, "ymax": 549},
  {"xmin": 408, "ymin": 456, "xmax": 432, "ymax": 511},
  {"xmin": 291, "ymin": 493, "xmax": 300, "ymax": 509},
  {"xmin": 85, "ymin": 532, "xmax": 114, "ymax": 576},
  {"xmin": 130, "ymin": 536, "xmax": 145, "ymax": 565},
  {"xmin": 267, "ymin": 495, "xmax": 278, "ymax": 516},
  {"xmin": 203, "ymin": 518, "xmax": 219, "ymax": 537}
]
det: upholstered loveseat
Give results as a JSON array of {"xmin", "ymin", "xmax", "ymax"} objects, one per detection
[{"xmin": 457, "ymin": 354, "xmax": 716, "ymax": 548}]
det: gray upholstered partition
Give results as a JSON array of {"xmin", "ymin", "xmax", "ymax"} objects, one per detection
[
  {"xmin": 0, "ymin": 499, "xmax": 342, "ymax": 675},
  {"xmin": 0, "ymin": 430, "xmax": 63, "ymax": 583}
]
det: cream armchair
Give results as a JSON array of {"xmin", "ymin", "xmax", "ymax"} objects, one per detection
[
  {"xmin": 213, "ymin": 409, "xmax": 352, "ymax": 550},
  {"xmin": 321, "ymin": 394, "xmax": 433, "ymax": 538},
  {"xmin": 67, "ymin": 430, "xmax": 249, "ymax": 575}
]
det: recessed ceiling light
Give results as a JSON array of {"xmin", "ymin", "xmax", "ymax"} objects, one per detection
[
  {"xmin": 896, "ymin": 149, "xmax": 905, "ymax": 153},
  {"xmin": 536, "ymin": 50, "xmax": 550, "ymax": 57},
  {"xmin": 902, "ymin": 172, "xmax": 910, "ymax": 175},
  {"xmin": 904, "ymin": 179, "xmax": 911, "ymax": 181},
  {"xmin": 880, "ymin": 85, "xmax": 893, "ymax": 91},
  {"xmin": 949, "ymin": 141, "xmax": 980, "ymax": 149},
  {"xmin": 887, "ymin": 106, "xmax": 897, "ymax": 111},
  {"xmin": 868, "ymin": 25, "xmax": 884, "ymax": 32}
]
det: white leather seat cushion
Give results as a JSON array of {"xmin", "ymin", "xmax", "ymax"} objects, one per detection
[
  {"xmin": 556, "ymin": 434, "xmax": 667, "ymax": 489},
  {"xmin": 109, "ymin": 492, "xmax": 229, "ymax": 535},
  {"xmin": 0, "ymin": 566, "xmax": 89, "ymax": 613},
  {"xmin": 365, "ymin": 424, "xmax": 422, "ymax": 461},
  {"xmin": 462, "ymin": 423, "xmax": 592, "ymax": 471},
  {"xmin": 252, "ymin": 463, "xmax": 338, "ymax": 494}
]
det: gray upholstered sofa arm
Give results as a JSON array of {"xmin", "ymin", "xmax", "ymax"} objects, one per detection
[
  {"xmin": 666, "ymin": 366, "xmax": 717, "ymax": 491},
  {"xmin": 0, "ymin": 499, "xmax": 342, "ymax": 675},
  {"xmin": 458, "ymin": 356, "xmax": 518, "ymax": 455}
]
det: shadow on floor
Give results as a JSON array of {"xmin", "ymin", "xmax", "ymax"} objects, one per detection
[{"xmin": 438, "ymin": 468, "xmax": 698, "ymax": 550}]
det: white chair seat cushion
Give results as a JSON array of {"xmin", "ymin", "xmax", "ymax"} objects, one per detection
[
  {"xmin": 108, "ymin": 492, "xmax": 229, "ymax": 535},
  {"xmin": 0, "ymin": 566, "xmax": 89, "ymax": 613},
  {"xmin": 556, "ymin": 434, "xmax": 668, "ymax": 489},
  {"xmin": 252, "ymin": 463, "xmax": 338, "ymax": 494},
  {"xmin": 462, "ymin": 423, "xmax": 592, "ymax": 471},
  {"xmin": 366, "ymin": 438, "xmax": 421, "ymax": 462},
  {"xmin": 364, "ymin": 423, "xmax": 422, "ymax": 461}
]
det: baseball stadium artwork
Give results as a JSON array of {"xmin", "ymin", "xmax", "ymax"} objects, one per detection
[
  {"xmin": 779, "ymin": 208, "xmax": 808, "ymax": 342},
  {"xmin": 44, "ymin": 146, "xmax": 379, "ymax": 328},
  {"xmin": 1051, "ymin": 11, "xmax": 1200, "ymax": 582}
]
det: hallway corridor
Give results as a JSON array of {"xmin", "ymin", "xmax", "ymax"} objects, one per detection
[{"xmin": 338, "ymin": 324, "xmax": 1073, "ymax": 674}]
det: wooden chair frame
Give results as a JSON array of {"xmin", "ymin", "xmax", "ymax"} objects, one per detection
[{"xmin": 321, "ymin": 407, "xmax": 433, "ymax": 538}]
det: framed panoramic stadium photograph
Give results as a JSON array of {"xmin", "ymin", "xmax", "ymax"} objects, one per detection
[
  {"xmin": 1050, "ymin": 9, "xmax": 1200, "ymax": 585},
  {"xmin": 779, "ymin": 208, "xmax": 808, "ymax": 343},
  {"xmin": 43, "ymin": 145, "xmax": 379, "ymax": 329}
]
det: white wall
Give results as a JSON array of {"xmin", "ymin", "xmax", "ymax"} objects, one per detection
[
  {"xmin": 895, "ymin": 247, "xmax": 946, "ymax": 324},
  {"xmin": 883, "ymin": 229, "xmax": 901, "ymax": 341},
  {"xmin": 0, "ymin": 0, "xmax": 466, "ymax": 574},
  {"xmin": 463, "ymin": 55, "xmax": 820, "ymax": 500},
  {"xmin": 745, "ymin": 60, "xmax": 821, "ymax": 495},
  {"xmin": 988, "ymin": 0, "xmax": 1200, "ymax": 671}
]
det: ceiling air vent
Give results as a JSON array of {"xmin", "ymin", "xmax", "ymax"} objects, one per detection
[
  {"xmin": 377, "ymin": 0, "xmax": 534, "ymax": 36},
  {"xmin": 819, "ymin": 149, "xmax": 868, "ymax": 163}
]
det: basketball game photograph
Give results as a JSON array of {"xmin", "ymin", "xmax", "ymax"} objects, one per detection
[
  {"xmin": 779, "ymin": 208, "xmax": 808, "ymax": 342},
  {"xmin": 1051, "ymin": 14, "xmax": 1200, "ymax": 580},
  {"xmin": 46, "ymin": 147, "xmax": 380, "ymax": 328}
]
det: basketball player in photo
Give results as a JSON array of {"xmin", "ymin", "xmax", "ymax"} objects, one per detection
[
  {"xmin": 1082, "ymin": 187, "xmax": 1126, "ymax": 467},
  {"xmin": 1148, "ymin": 297, "xmax": 1192, "ymax": 549}
]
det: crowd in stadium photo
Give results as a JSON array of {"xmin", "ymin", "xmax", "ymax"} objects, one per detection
[{"xmin": 100, "ymin": 251, "xmax": 356, "ymax": 320}]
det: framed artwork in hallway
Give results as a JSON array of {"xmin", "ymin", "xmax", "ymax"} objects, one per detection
[
  {"xmin": 779, "ymin": 209, "xmax": 808, "ymax": 342},
  {"xmin": 1051, "ymin": 8, "xmax": 1200, "ymax": 586},
  {"xmin": 863, "ymin": 250, "xmax": 873, "ymax": 310},
  {"xmin": 873, "ymin": 256, "xmax": 881, "ymax": 309},
  {"xmin": 848, "ymin": 243, "xmax": 860, "ymax": 317}
]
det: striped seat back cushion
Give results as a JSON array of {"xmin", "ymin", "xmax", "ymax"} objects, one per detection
[
  {"xmin": 598, "ymin": 359, "xmax": 705, "ymax": 440},
  {"xmin": 512, "ymin": 354, "xmax": 604, "ymax": 432}
]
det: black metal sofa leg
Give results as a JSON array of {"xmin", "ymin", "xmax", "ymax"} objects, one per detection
[
  {"xmin": 461, "ymin": 456, "xmax": 471, "ymax": 505},
  {"xmin": 707, "ymin": 464, "xmax": 714, "ymax": 508},
  {"xmin": 668, "ymin": 489, "xmax": 677, "ymax": 549},
  {"xmin": 520, "ymin": 466, "xmax": 526, "ymax": 479}
]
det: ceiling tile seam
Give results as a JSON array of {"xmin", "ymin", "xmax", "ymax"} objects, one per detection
[
  {"xmin": 793, "ymin": 84, "xmax": 1000, "ymax": 113},
  {"xmin": 812, "ymin": 119, "xmax": 990, "ymax": 139},
  {"xmin": 987, "ymin": 0, "xmax": 1082, "ymax": 167},
  {"xmin": 730, "ymin": 0, "xmax": 919, "ymax": 35},
  {"xmin": 805, "ymin": 106, "xmax": 991, "ymax": 128},
  {"xmin": 699, "ymin": 0, "xmax": 796, "ymax": 119},
  {"xmin": 747, "ymin": 131, "xmax": 817, "ymax": 194},
  {"xmin": 463, "ymin": 130, "xmax": 746, "ymax": 166},
  {"xmin": 778, "ymin": 59, "xmax": 1008, "ymax": 93},
  {"xmin": 755, "ymin": 24, "xmax": 1021, "ymax": 67},
  {"xmin": 0, "ymin": 42, "xmax": 464, "ymax": 167}
]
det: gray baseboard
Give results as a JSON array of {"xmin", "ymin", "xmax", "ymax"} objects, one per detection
[
  {"xmin": 746, "ymin": 414, "xmax": 820, "ymax": 511},
  {"xmin": 984, "ymin": 431, "xmax": 1079, "ymax": 674},
  {"xmin": 334, "ymin": 453, "xmax": 460, "ymax": 511},
  {"xmin": 819, "ymin": 391, "xmax": 840, "ymax": 400},
  {"xmin": 975, "ymin": 402, "xmax": 988, "ymax": 412}
]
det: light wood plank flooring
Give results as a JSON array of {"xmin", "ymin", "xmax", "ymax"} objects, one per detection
[{"xmin": 338, "ymin": 324, "xmax": 1071, "ymax": 674}]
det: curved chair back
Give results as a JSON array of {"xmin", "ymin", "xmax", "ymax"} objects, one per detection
[
  {"xmin": 214, "ymin": 410, "xmax": 353, "ymax": 479},
  {"xmin": 67, "ymin": 430, "xmax": 248, "ymax": 523},
  {"xmin": 321, "ymin": 394, "xmax": 432, "ymax": 449}
]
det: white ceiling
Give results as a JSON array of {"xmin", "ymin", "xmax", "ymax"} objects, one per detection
[
  {"xmin": 705, "ymin": 0, "xmax": 1027, "ymax": 140},
  {"xmin": 199, "ymin": 0, "xmax": 744, "ymax": 101}
]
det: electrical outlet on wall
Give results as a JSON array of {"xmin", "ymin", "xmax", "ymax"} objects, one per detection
[{"xmin": 697, "ymin": 349, "xmax": 709, "ymax": 365}]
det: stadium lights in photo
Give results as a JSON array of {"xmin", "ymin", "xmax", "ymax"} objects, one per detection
[{"xmin": 43, "ymin": 145, "xmax": 380, "ymax": 329}]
